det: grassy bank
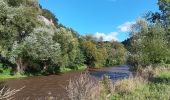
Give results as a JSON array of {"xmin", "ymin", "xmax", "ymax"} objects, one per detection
[
  {"xmin": 0, "ymin": 64, "xmax": 27, "ymax": 80},
  {"xmin": 0, "ymin": 64, "xmax": 87, "ymax": 80},
  {"xmin": 60, "ymin": 64, "xmax": 87, "ymax": 73},
  {"xmin": 111, "ymin": 66, "xmax": 170, "ymax": 100},
  {"xmin": 0, "ymin": 74, "xmax": 27, "ymax": 80},
  {"xmin": 65, "ymin": 65, "xmax": 170, "ymax": 100}
]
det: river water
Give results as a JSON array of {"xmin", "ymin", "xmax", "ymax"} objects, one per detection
[{"xmin": 2, "ymin": 65, "xmax": 131, "ymax": 100}]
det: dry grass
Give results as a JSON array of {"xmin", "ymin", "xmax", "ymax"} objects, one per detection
[
  {"xmin": 113, "ymin": 76, "xmax": 146, "ymax": 94},
  {"xmin": 66, "ymin": 70, "xmax": 147, "ymax": 100},
  {"xmin": 99, "ymin": 75, "xmax": 115, "ymax": 100},
  {"xmin": 66, "ymin": 66, "xmax": 170, "ymax": 100},
  {"xmin": 66, "ymin": 73, "xmax": 116, "ymax": 100},
  {"xmin": 136, "ymin": 65, "xmax": 168, "ymax": 79},
  {"xmin": 136, "ymin": 66, "xmax": 157, "ymax": 79},
  {"xmin": 66, "ymin": 72, "xmax": 100, "ymax": 100},
  {"xmin": 112, "ymin": 66, "xmax": 169, "ymax": 94},
  {"xmin": 111, "ymin": 66, "xmax": 170, "ymax": 100},
  {"xmin": 0, "ymin": 86, "xmax": 24, "ymax": 100}
]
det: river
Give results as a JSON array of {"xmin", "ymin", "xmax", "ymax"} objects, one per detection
[{"xmin": 2, "ymin": 65, "xmax": 131, "ymax": 100}]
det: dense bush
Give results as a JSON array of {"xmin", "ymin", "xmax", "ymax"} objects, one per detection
[
  {"xmin": 127, "ymin": 19, "xmax": 170, "ymax": 69},
  {"xmin": 124, "ymin": 0, "xmax": 170, "ymax": 69},
  {"xmin": 81, "ymin": 36, "xmax": 127, "ymax": 68}
]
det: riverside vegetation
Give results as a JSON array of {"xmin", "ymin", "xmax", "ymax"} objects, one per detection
[
  {"xmin": 66, "ymin": 66, "xmax": 170, "ymax": 100},
  {"xmin": 0, "ymin": 0, "xmax": 126, "ymax": 79},
  {"xmin": 0, "ymin": 0, "xmax": 170, "ymax": 100},
  {"xmin": 1, "ymin": 66, "xmax": 170, "ymax": 99},
  {"xmin": 66, "ymin": 0, "xmax": 170, "ymax": 99}
]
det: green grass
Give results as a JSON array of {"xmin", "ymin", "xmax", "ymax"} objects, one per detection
[
  {"xmin": 0, "ymin": 63, "xmax": 87, "ymax": 80},
  {"xmin": 60, "ymin": 67, "xmax": 72, "ymax": 73},
  {"xmin": 0, "ymin": 74, "xmax": 27, "ymax": 80},
  {"xmin": 60, "ymin": 64, "xmax": 87, "ymax": 73},
  {"xmin": 111, "ymin": 70, "xmax": 170, "ymax": 100},
  {"xmin": 159, "ymin": 71, "xmax": 170, "ymax": 78},
  {"xmin": 0, "ymin": 64, "xmax": 26, "ymax": 80},
  {"xmin": 112, "ymin": 83, "xmax": 170, "ymax": 100}
]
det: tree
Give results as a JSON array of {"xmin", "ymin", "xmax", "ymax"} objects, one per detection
[
  {"xmin": 6, "ymin": 0, "xmax": 39, "ymax": 8},
  {"xmin": 42, "ymin": 9, "xmax": 59, "ymax": 27},
  {"xmin": 0, "ymin": 0, "xmax": 41, "ymax": 73},
  {"xmin": 0, "ymin": 0, "xmax": 39, "ymax": 50},
  {"xmin": 82, "ymin": 40, "xmax": 98, "ymax": 67},
  {"xmin": 0, "ymin": 0, "xmax": 128, "ymax": 74},
  {"xmin": 128, "ymin": 19, "xmax": 169, "ymax": 68},
  {"xmin": 54, "ymin": 27, "xmax": 80, "ymax": 68},
  {"xmin": 110, "ymin": 41, "xmax": 127, "ymax": 65},
  {"xmin": 158, "ymin": 0, "xmax": 170, "ymax": 26},
  {"xmin": 10, "ymin": 27, "xmax": 61, "ymax": 73}
]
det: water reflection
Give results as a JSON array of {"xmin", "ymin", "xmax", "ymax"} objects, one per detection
[{"xmin": 90, "ymin": 71, "xmax": 130, "ymax": 80}]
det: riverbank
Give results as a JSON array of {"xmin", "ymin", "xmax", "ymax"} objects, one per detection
[
  {"xmin": 111, "ymin": 66, "xmax": 170, "ymax": 100},
  {"xmin": 0, "ymin": 64, "xmax": 87, "ymax": 80},
  {"xmin": 64, "ymin": 65, "xmax": 170, "ymax": 100},
  {"xmin": 0, "ymin": 64, "xmax": 126, "ymax": 80},
  {"xmin": 1, "ymin": 65, "xmax": 130, "ymax": 99},
  {"xmin": 0, "ymin": 64, "xmax": 27, "ymax": 80},
  {"xmin": 2, "ymin": 65, "xmax": 168, "ymax": 100}
]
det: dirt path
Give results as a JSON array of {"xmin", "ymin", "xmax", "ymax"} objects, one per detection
[{"xmin": 2, "ymin": 65, "xmax": 130, "ymax": 100}]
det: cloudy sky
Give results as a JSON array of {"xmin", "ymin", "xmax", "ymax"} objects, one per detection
[{"xmin": 39, "ymin": 0, "xmax": 159, "ymax": 41}]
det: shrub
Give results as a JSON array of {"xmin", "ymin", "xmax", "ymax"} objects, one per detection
[
  {"xmin": 66, "ymin": 73, "xmax": 100, "ymax": 100},
  {"xmin": 113, "ymin": 76, "xmax": 146, "ymax": 94},
  {"xmin": 136, "ymin": 65, "xmax": 167, "ymax": 79},
  {"xmin": 100, "ymin": 75, "xmax": 114, "ymax": 100}
]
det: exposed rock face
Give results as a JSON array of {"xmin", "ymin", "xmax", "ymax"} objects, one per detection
[{"xmin": 38, "ymin": 15, "xmax": 54, "ymax": 26}]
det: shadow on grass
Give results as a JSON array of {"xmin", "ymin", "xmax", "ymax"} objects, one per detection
[
  {"xmin": 149, "ymin": 77, "xmax": 170, "ymax": 84},
  {"xmin": 24, "ymin": 65, "xmax": 61, "ymax": 76}
]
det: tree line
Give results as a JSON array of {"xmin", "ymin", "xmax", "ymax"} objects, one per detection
[{"xmin": 0, "ymin": 0, "xmax": 126, "ymax": 74}]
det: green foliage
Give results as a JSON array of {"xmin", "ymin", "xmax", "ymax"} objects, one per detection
[
  {"xmin": 6, "ymin": 0, "xmax": 39, "ymax": 9},
  {"xmin": 81, "ymin": 36, "xmax": 126, "ymax": 68},
  {"xmin": 42, "ymin": 9, "xmax": 58, "ymax": 26},
  {"xmin": 158, "ymin": 0, "xmax": 170, "ymax": 24},
  {"xmin": 82, "ymin": 40, "xmax": 98, "ymax": 67},
  {"xmin": 111, "ymin": 67, "xmax": 170, "ymax": 100},
  {"xmin": 54, "ymin": 27, "xmax": 82, "ymax": 68},
  {"xmin": 0, "ymin": 63, "xmax": 26, "ymax": 79},
  {"xmin": 0, "ymin": 0, "xmax": 39, "ymax": 52},
  {"xmin": 0, "ymin": 0, "xmax": 127, "ymax": 75},
  {"xmin": 23, "ymin": 27, "xmax": 61, "ymax": 64},
  {"xmin": 112, "ymin": 83, "xmax": 170, "ymax": 100},
  {"xmin": 126, "ymin": 0, "xmax": 170, "ymax": 68},
  {"xmin": 6, "ymin": 0, "xmax": 23, "ymax": 7},
  {"xmin": 128, "ymin": 19, "xmax": 170, "ymax": 67},
  {"xmin": 110, "ymin": 41, "xmax": 127, "ymax": 65},
  {"xmin": 0, "ymin": 64, "xmax": 11, "ymax": 75},
  {"xmin": 60, "ymin": 65, "xmax": 87, "ymax": 73}
]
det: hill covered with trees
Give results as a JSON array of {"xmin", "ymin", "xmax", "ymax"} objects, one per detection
[{"xmin": 0, "ymin": 0, "xmax": 126, "ymax": 75}]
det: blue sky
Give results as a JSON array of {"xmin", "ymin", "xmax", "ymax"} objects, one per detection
[{"xmin": 39, "ymin": 0, "xmax": 159, "ymax": 41}]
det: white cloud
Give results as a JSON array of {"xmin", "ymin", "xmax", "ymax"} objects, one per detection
[
  {"xmin": 93, "ymin": 21, "xmax": 138, "ymax": 41},
  {"xmin": 94, "ymin": 32, "xmax": 118, "ymax": 41},
  {"xmin": 117, "ymin": 21, "xmax": 136, "ymax": 32}
]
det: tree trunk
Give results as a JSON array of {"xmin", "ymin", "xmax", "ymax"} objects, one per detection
[
  {"xmin": 16, "ymin": 58, "xmax": 27, "ymax": 73},
  {"xmin": 16, "ymin": 62, "xmax": 21, "ymax": 73},
  {"xmin": 43, "ymin": 63, "xmax": 48, "ymax": 72}
]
